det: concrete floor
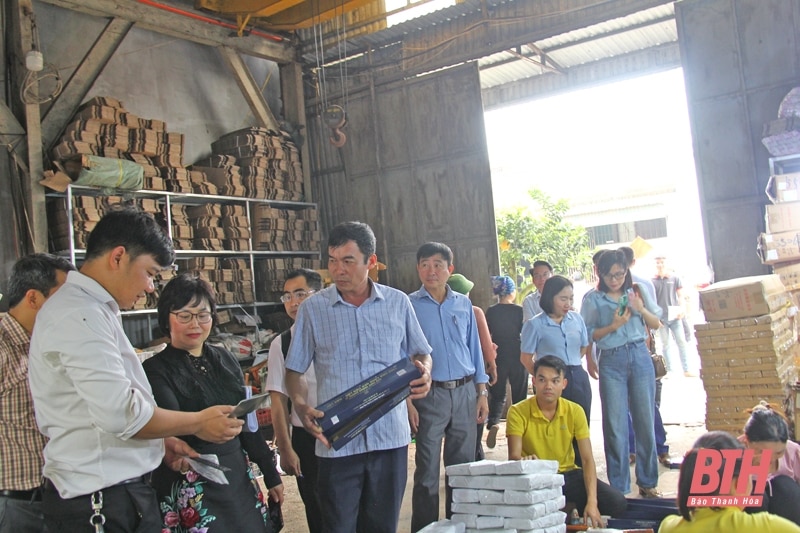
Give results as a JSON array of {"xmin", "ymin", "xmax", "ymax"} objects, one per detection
[{"xmin": 277, "ymin": 372, "xmax": 709, "ymax": 532}]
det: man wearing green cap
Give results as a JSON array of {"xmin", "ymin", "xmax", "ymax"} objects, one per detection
[
  {"xmin": 408, "ymin": 243, "xmax": 489, "ymax": 532},
  {"xmin": 447, "ymin": 273, "xmax": 498, "ymax": 461}
]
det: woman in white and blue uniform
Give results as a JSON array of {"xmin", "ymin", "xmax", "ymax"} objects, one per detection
[{"xmin": 580, "ymin": 249, "xmax": 663, "ymax": 498}]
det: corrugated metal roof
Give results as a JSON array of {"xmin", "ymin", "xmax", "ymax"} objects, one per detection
[
  {"xmin": 478, "ymin": 3, "xmax": 676, "ymax": 88},
  {"xmin": 298, "ymin": 1, "xmax": 677, "ymax": 105}
]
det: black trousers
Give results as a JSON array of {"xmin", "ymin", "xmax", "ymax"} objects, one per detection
[
  {"xmin": 561, "ymin": 469, "xmax": 627, "ymax": 518},
  {"xmin": 746, "ymin": 475, "xmax": 800, "ymax": 525},
  {"xmin": 487, "ymin": 356, "xmax": 528, "ymax": 428},
  {"xmin": 292, "ymin": 425, "xmax": 324, "ymax": 533},
  {"xmin": 317, "ymin": 447, "xmax": 407, "ymax": 533},
  {"xmin": 42, "ymin": 479, "xmax": 161, "ymax": 533}
]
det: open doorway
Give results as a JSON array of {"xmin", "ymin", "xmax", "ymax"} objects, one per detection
[{"xmin": 485, "ymin": 68, "xmax": 710, "ymax": 296}]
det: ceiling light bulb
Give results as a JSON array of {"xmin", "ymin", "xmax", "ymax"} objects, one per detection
[{"xmin": 26, "ymin": 50, "xmax": 44, "ymax": 72}]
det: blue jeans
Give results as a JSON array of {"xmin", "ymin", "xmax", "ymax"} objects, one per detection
[
  {"xmin": 599, "ymin": 341, "xmax": 658, "ymax": 493},
  {"xmin": 659, "ymin": 320, "xmax": 690, "ymax": 373},
  {"xmin": 628, "ymin": 405, "xmax": 669, "ymax": 456}
]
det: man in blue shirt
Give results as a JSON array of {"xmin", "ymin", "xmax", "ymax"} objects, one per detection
[
  {"xmin": 522, "ymin": 260, "xmax": 553, "ymax": 321},
  {"xmin": 285, "ymin": 221, "xmax": 433, "ymax": 533},
  {"xmin": 408, "ymin": 242, "xmax": 490, "ymax": 532}
]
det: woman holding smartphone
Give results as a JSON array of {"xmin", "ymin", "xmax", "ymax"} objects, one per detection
[
  {"xmin": 143, "ymin": 273, "xmax": 283, "ymax": 532},
  {"xmin": 580, "ymin": 249, "xmax": 663, "ymax": 498}
]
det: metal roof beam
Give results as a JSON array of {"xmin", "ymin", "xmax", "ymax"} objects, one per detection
[
  {"xmin": 481, "ymin": 41, "xmax": 680, "ymax": 110},
  {"xmin": 36, "ymin": 0, "xmax": 295, "ymax": 63},
  {"xmin": 312, "ymin": 0, "xmax": 673, "ymax": 77},
  {"xmin": 543, "ymin": 13, "xmax": 675, "ymax": 52}
]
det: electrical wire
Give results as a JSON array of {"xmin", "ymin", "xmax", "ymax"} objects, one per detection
[{"xmin": 19, "ymin": 63, "xmax": 63, "ymax": 105}]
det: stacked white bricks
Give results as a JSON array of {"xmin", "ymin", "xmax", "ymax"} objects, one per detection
[{"xmin": 445, "ymin": 460, "xmax": 567, "ymax": 533}]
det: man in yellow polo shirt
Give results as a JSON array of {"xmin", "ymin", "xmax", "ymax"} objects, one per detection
[{"xmin": 507, "ymin": 355, "xmax": 627, "ymax": 526}]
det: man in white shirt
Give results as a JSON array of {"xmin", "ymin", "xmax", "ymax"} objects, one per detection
[
  {"xmin": 265, "ymin": 268, "xmax": 324, "ymax": 533},
  {"xmin": 522, "ymin": 260, "xmax": 553, "ymax": 322},
  {"xmin": 28, "ymin": 207, "xmax": 244, "ymax": 532}
]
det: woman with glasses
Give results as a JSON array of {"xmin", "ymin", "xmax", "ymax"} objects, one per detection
[
  {"xmin": 580, "ymin": 249, "xmax": 663, "ymax": 498},
  {"xmin": 143, "ymin": 273, "xmax": 283, "ymax": 532}
]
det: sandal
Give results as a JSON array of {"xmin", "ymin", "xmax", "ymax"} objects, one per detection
[
  {"xmin": 486, "ymin": 425, "xmax": 499, "ymax": 449},
  {"xmin": 638, "ymin": 486, "xmax": 663, "ymax": 498}
]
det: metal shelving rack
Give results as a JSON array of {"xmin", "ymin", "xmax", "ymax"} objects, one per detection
[{"xmin": 48, "ymin": 184, "xmax": 320, "ymax": 343}]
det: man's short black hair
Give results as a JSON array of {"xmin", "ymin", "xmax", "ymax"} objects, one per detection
[
  {"xmin": 533, "ymin": 355, "xmax": 566, "ymax": 377},
  {"xmin": 6, "ymin": 253, "xmax": 75, "ymax": 308},
  {"xmin": 529, "ymin": 260, "xmax": 553, "ymax": 276},
  {"xmin": 286, "ymin": 268, "xmax": 323, "ymax": 291},
  {"xmin": 328, "ymin": 221, "xmax": 376, "ymax": 263},
  {"xmin": 85, "ymin": 206, "xmax": 174, "ymax": 267},
  {"xmin": 416, "ymin": 242, "xmax": 453, "ymax": 265}
]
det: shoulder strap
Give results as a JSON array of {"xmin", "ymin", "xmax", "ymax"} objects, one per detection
[{"xmin": 281, "ymin": 328, "xmax": 292, "ymax": 358}]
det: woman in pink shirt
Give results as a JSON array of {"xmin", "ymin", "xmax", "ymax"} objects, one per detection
[{"xmin": 740, "ymin": 402, "xmax": 800, "ymax": 525}]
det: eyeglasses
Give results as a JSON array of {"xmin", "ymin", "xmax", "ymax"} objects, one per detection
[
  {"xmin": 532, "ymin": 272, "xmax": 552, "ymax": 280},
  {"xmin": 171, "ymin": 311, "xmax": 213, "ymax": 324},
  {"xmin": 603, "ymin": 271, "xmax": 627, "ymax": 281},
  {"xmin": 280, "ymin": 290, "xmax": 315, "ymax": 303}
]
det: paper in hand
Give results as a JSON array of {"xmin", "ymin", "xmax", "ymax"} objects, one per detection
[
  {"xmin": 185, "ymin": 454, "xmax": 229, "ymax": 484},
  {"xmin": 229, "ymin": 391, "xmax": 271, "ymax": 418}
]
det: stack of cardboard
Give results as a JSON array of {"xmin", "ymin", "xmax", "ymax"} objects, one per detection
[
  {"xmin": 764, "ymin": 172, "xmax": 800, "ymax": 314},
  {"xmin": 190, "ymin": 127, "xmax": 305, "ymax": 201},
  {"xmin": 179, "ymin": 257, "xmax": 254, "ymax": 305},
  {"xmin": 48, "ymin": 195, "xmax": 161, "ymax": 253},
  {"xmin": 50, "ymin": 96, "xmax": 189, "ymax": 191},
  {"xmin": 168, "ymin": 204, "xmax": 251, "ymax": 252},
  {"xmin": 696, "ymin": 275, "xmax": 798, "ymax": 434},
  {"xmin": 445, "ymin": 460, "xmax": 567, "ymax": 533},
  {"xmin": 254, "ymin": 257, "xmax": 319, "ymax": 302},
  {"xmin": 251, "ymin": 204, "xmax": 320, "ymax": 252}
]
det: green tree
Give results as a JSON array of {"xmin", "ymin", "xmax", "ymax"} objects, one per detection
[{"xmin": 496, "ymin": 189, "xmax": 592, "ymax": 301}]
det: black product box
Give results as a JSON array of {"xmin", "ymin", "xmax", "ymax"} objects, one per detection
[
  {"xmin": 326, "ymin": 387, "xmax": 410, "ymax": 450},
  {"xmin": 316, "ymin": 357, "xmax": 421, "ymax": 448}
]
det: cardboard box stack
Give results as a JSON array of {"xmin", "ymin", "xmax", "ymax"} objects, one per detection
[
  {"xmin": 50, "ymin": 96, "xmax": 190, "ymax": 192},
  {"xmin": 190, "ymin": 127, "xmax": 305, "ymax": 201},
  {"xmin": 445, "ymin": 459, "xmax": 567, "ymax": 533},
  {"xmin": 178, "ymin": 257, "xmax": 255, "ymax": 305},
  {"xmin": 254, "ymin": 257, "xmax": 319, "ymax": 303},
  {"xmin": 251, "ymin": 204, "xmax": 320, "ymax": 252},
  {"xmin": 169, "ymin": 203, "xmax": 251, "ymax": 252},
  {"xmin": 48, "ymin": 195, "xmax": 160, "ymax": 252},
  {"xmin": 696, "ymin": 275, "xmax": 799, "ymax": 434}
]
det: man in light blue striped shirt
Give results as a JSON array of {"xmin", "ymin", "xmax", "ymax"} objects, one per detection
[
  {"xmin": 285, "ymin": 221, "xmax": 433, "ymax": 533},
  {"xmin": 408, "ymin": 242, "xmax": 489, "ymax": 532}
]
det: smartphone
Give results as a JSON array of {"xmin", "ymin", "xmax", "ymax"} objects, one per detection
[{"xmin": 617, "ymin": 294, "xmax": 628, "ymax": 316}]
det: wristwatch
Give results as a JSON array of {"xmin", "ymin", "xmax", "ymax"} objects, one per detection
[{"xmin": 479, "ymin": 389, "xmax": 489, "ymax": 397}]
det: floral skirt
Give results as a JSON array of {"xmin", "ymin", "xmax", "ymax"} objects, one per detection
[{"xmin": 152, "ymin": 445, "xmax": 270, "ymax": 533}]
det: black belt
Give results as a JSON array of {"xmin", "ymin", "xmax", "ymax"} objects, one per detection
[
  {"xmin": 432, "ymin": 375, "xmax": 473, "ymax": 389},
  {"xmin": 43, "ymin": 475, "xmax": 149, "ymax": 494},
  {"xmin": 0, "ymin": 488, "xmax": 42, "ymax": 502}
]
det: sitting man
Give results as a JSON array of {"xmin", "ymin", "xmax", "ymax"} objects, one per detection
[{"xmin": 507, "ymin": 355, "xmax": 627, "ymax": 527}]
